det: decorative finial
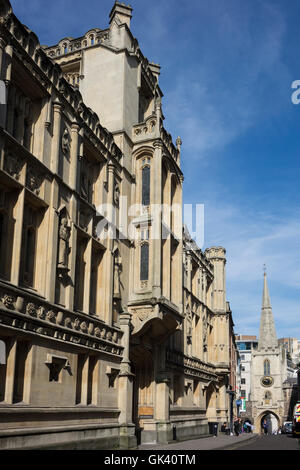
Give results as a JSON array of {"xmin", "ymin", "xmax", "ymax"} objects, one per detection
[
  {"xmin": 263, "ymin": 264, "xmax": 266, "ymax": 274},
  {"xmin": 176, "ymin": 136, "xmax": 182, "ymax": 151}
]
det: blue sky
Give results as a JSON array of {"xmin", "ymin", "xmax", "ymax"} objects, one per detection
[{"xmin": 10, "ymin": 0, "xmax": 300, "ymax": 339}]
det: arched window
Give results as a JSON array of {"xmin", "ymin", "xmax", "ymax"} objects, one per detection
[
  {"xmin": 141, "ymin": 158, "xmax": 150, "ymax": 206},
  {"xmin": 264, "ymin": 359, "xmax": 270, "ymax": 376},
  {"xmin": 264, "ymin": 391, "xmax": 272, "ymax": 404},
  {"xmin": 140, "ymin": 242, "xmax": 149, "ymax": 281},
  {"xmin": 63, "ymin": 44, "xmax": 68, "ymax": 54},
  {"xmin": 90, "ymin": 35, "xmax": 95, "ymax": 46}
]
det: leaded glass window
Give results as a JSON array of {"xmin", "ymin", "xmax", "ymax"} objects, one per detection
[
  {"xmin": 142, "ymin": 162, "xmax": 150, "ymax": 206},
  {"xmin": 140, "ymin": 243, "xmax": 149, "ymax": 281}
]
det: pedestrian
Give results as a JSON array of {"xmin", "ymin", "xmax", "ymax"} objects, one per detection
[
  {"xmin": 234, "ymin": 417, "xmax": 240, "ymax": 436},
  {"xmin": 262, "ymin": 419, "xmax": 268, "ymax": 435},
  {"xmin": 221, "ymin": 422, "xmax": 227, "ymax": 433}
]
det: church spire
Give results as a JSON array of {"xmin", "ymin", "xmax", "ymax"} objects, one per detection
[{"xmin": 258, "ymin": 269, "xmax": 278, "ymax": 350}]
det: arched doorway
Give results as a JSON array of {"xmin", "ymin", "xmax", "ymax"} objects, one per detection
[
  {"xmin": 131, "ymin": 345, "xmax": 155, "ymax": 445},
  {"xmin": 206, "ymin": 382, "xmax": 217, "ymax": 421},
  {"xmin": 259, "ymin": 411, "xmax": 280, "ymax": 435}
]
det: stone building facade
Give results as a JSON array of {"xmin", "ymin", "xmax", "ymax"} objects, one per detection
[{"xmin": 0, "ymin": 0, "xmax": 237, "ymax": 449}]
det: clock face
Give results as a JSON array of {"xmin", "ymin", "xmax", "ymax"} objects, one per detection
[{"xmin": 261, "ymin": 376, "xmax": 274, "ymax": 387}]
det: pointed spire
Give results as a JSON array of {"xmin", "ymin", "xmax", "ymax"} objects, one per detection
[
  {"xmin": 258, "ymin": 268, "xmax": 278, "ymax": 350},
  {"xmin": 262, "ymin": 269, "xmax": 271, "ymax": 310}
]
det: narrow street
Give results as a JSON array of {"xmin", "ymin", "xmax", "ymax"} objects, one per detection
[{"xmin": 227, "ymin": 434, "xmax": 300, "ymax": 450}]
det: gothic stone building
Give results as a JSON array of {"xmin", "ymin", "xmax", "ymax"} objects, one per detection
[
  {"xmin": 0, "ymin": 0, "xmax": 237, "ymax": 449},
  {"xmin": 250, "ymin": 272, "xmax": 287, "ymax": 433}
]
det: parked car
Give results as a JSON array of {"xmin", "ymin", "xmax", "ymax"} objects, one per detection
[{"xmin": 282, "ymin": 421, "xmax": 293, "ymax": 434}]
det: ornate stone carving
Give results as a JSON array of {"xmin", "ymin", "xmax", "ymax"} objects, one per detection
[
  {"xmin": 100, "ymin": 328, "xmax": 106, "ymax": 339},
  {"xmin": 26, "ymin": 302, "xmax": 37, "ymax": 316},
  {"xmin": 37, "ymin": 306, "xmax": 46, "ymax": 320},
  {"xmin": 46, "ymin": 310, "xmax": 56, "ymax": 323},
  {"xmin": 95, "ymin": 327, "xmax": 101, "ymax": 338},
  {"xmin": 26, "ymin": 166, "xmax": 42, "ymax": 195},
  {"xmin": 73, "ymin": 318, "xmax": 80, "ymax": 330},
  {"xmin": 2, "ymin": 294, "xmax": 14, "ymax": 309},
  {"xmin": 62, "ymin": 128, "xmax": 71, "ymax": 154},
  {"xmin": 4, "ymin": 154, "xmax": 23, "ymax": 180},
  {"xmin": 64, "ymin": 317, "xmax": 72, "ymax": 329},
  {"xmin": 88, "ymin": 323, "xmax": 94, "ymax": 335},
  {"xmin": 106, "ymin": 331, "xmax": 112, "ymax": 341}
]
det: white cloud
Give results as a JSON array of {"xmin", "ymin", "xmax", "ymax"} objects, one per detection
[{"xmin": 202, "ymin": 200, "xmax": 300, "ymax": 338}]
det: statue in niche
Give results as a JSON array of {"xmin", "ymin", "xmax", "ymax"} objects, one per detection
[
  {"xmin": 62, "ymin": 128, "xmax": 71, "ymax": 155},
  {"xmin": 203, "ymin": 316, "xmax": 208, "ymax": 351},
  {"xmin": 113, "ymin": 249, "xmax": 122, "ymax": 299},
  {"xmin": 81, "ymin": 170, "xmax": 89, "ymax": 199},
  {"xmin": 186, "ymin": 303, "xmax": 192, "ymax": 345},
  {"xmin": 58, "ymin": 214, "xmax": 71, "ymax": 270}
]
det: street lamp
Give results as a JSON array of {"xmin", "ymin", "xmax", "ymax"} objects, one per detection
[{"xmin": 226, "ymin": 387, "xmax": 235, "ymax": 435}]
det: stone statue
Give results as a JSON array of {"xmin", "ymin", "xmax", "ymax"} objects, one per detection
[{"xmin": 58, "ymin": 217, "xmax": 71, "ymax": 268}]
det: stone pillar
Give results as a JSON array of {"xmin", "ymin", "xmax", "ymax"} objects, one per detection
[
  {"xmin": 83, "ymin": 237, "xmax": 92, "ymax": 314},
  {"xmin": 0, "ymin": 38, "xmax": 7, "ymax": 128},
  {"xmin": 0, "ymin": 38, "xmax": 6, "ymax": 80},
  {"xmin": 4, "ymin": 337, "xmax": 17, "ymax": 404},
  {"xmin": 162, "ymin": 171, "xmax": 171, "ymax": 299},
  {"xmin": 152, "ymin": 140, "xmax": 163, "ymax": 298},
  {"xmin": 51, "ymin": 100, "xmax": 63, "ymax": 174},
  {"xmin": 104, "ymin": 161, "xmax": 115, "ymax": 326},
  {"xmin": 118, "ymin": 311, "xmax": 136, "ymax": 449},
  {"xmin": 11, "ymin": 188, "xmax": 25, "ymax": 285},
  {"xmin": 65, "ymin": 196, "xmax": 77, "ymax": 311},
  {"xmin": 70, "ymin": 121, "xmax": 80, "ymax": 190},
  {"xmin": 45, "ymin": 182, "xmax": 59, "ymax": 303},
  {"xmin": 80, "ymin": 355, "xmax": 89, "ymax": 405},
  {"xmin": 154, "ymin": 344, "xmax": 172, "ymax": 444}
]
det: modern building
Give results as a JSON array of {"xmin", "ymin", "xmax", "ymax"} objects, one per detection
[{"xmin": 0, "ymin": 0, "xmax": 238, "ymax": 449}]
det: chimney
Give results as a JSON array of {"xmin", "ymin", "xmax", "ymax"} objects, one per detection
[{"xmin": 109, "ymin": 2, "xmax": 133, "ymax": 28}]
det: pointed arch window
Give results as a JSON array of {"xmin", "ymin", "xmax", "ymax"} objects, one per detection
[
  {"xmin": 264, "ymin": 391, "xmax": 272, "ymax": 404},
  {"xmin": 141, "ymin": 158, "xmax": 151, "ymax": 207},
  {"xmin": 140, "ymin": 242, "xmax": 149, "ymax": 281},
  {"xmin": 264, "ymin": 359, "xmax": 270, "ymax": 376}
]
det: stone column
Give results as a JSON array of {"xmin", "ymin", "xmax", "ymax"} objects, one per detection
[
  {"xmin": 11, "ymin": 188, "xmax": 25, "ymax": 285},
  {"xmin": 152, "ymin": 140, "xmax": 163, "ymax": 298},
  {"xmin": 154, "ymin": 344, "xmax": 172, "ymax": 444},
  {"xmin": 51, "ymin": 100, "xmax": 63, "ymax": 174},
  {"xmin": 80, "ymin": 355, "xmax": 89, "ymax": 405},
  {"xmin": 45, "ymin": 182, "xmax": 59, "ymax": 303},
  {"xmin": 70, "ymin": 121, "xmax": 80, "ymax": 191},
  {"xmin": 0, "ymin": 38, "xmax": 7, "ymax": 128},
  {"xmin": 4, "ymin": 337, "xmax": 17, "ymax": 404},
  {"xmin": 162, "ymin": 171, "xmax": 171, "ymax": 299},
  {"xmin": 104, "ymin": 161, "xmax": 115, "ymax": 325},
  {"xmin": 65, "ymin": 196, "xmax": 77, "ymax": 311},
  {"xmin": 83, "ymin": 237, "xmax": 92, "ymax": 314},
  {"xmin": 118, "ymin": 311, "xmax": 136, "ymax": 448},
  {"xmin": 0, "ymin": 38, "xmax": 6, "ymax": 79}
]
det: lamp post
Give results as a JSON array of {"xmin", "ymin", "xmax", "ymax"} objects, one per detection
[{"xmin": 226, "ymin": 387, "xmax": 235, "ymax": 435}]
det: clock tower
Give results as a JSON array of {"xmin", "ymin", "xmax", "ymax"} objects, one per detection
[{"xmin": 250, "ymin": 270, "xmax": 287, "ymax": 433}]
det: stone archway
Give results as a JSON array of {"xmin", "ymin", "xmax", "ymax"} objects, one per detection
[
  {"xmin": 206, "ymin": 382, "xmax": 217, "ymax": 421},
  {"xmin": 258, "ymin": 411, "xmax": 280, "ymax": 435}
]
